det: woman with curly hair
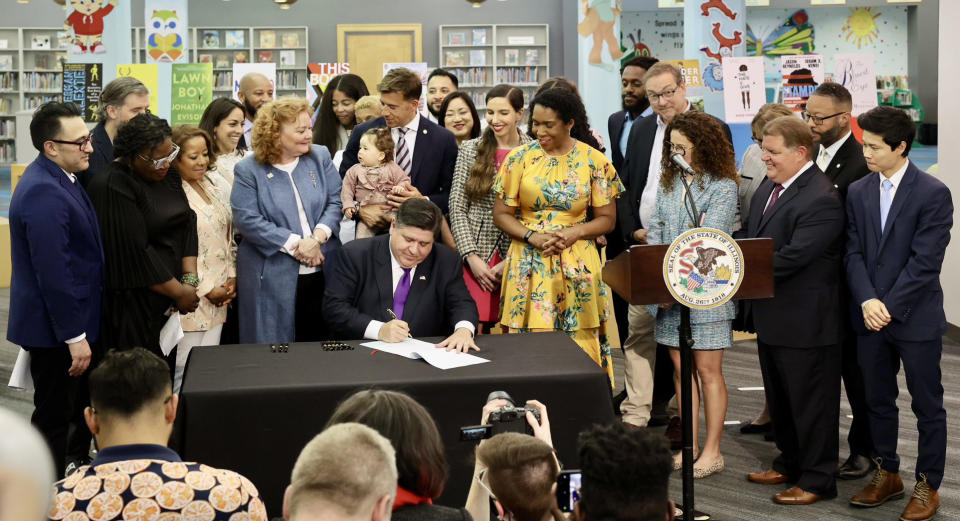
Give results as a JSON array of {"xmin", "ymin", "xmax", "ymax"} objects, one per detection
[
  {"xmin": 86, "ymin": 113, "xmax": 200, "ymax": 373},
  {"xmin": 493, "ymin": 88, "xmax": 624, "ymax": 385},
  {"xmin": 526, "ymin": 77, "xmax": 604, "ymax": 153},
  {"xmin": 232, "ymin": 96, "xmax": 342, "ymax": 343},
  {"xmin": 645, "ymin": 110, "xmax": 738, "ymax": 478}
]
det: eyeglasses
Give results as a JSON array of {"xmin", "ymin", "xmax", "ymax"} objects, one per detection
[
  {"xmin": 49, "ymin": 134, "xmax": 93, "ymax": 151},
  {"xmin": 665, "ymin": 140, "xmax": 693, "ymax": 156},
  {"xmin": 137, "ymin": 143, "xmax": 181, "ymax": 170},
  {"xmin": 646, "ymin": 86, "xmax": 679, "ymax": 103},
  {"xmin": 800, "ymin": 111, "xmax": 846, "ymax": 126},
  {"xmin": 475, "ymin": 469, "xmax": 497, "ymax": 501}
]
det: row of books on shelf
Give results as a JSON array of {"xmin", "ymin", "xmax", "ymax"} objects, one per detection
[
  {"xmin": 25, "ymin": 94, "xmax": 60, "ymax": 109},
  {"xmin": 213, "ymin": 71, "xmax": 233, "ymax": 90},
  {"xmin": 276, "ymin": 71, "xmax": 303, "ymax": 89},
  {"xmin": 503, "ymin": 49, "xmax": 539, "ymax": 66},
  {"xmin": 200, "ymin": 30, "xmax": 301, "ymax": 49},
  {"xmin": 0, "ymin": 142, "xmax": 14, "ymax": 162},
  {"xmin": 445, "ymin": 50, "xmax": 486, "ymax": 67},
  {"xmin": 497, "ymin": 67, "xmax": 539, "ymax": 84},
  {"xmin": 0, "ymin": 53, "xmax": 64, "ymax": 71},
  {"xmin": 257, "ymin": 50, "xmax": 297, "ymax": 66},
  {"xmin": 877, "ymin": 75, "xmax": 909, "ymax": 90},
  {"xmin": 0, "ymin": 119, "xmax": 13, "ymax": 137},
  {"xmin": 447, "ymin": 29, "xmax": 488, "ymax": 46},
  {"xmin": 451, "ymin": 68, "xmax": 488, "ymax": 86},
  {"xmin": 0, "ymin": 98, "xmax": 12, "ymax": 114},
  {"xmin": 200, "ymin": 52, "xmax": 250, "ymax": 67},
  {"xmin": 23, "ymin": 72, "xmax": 61, "ymax": 91},
  {"xmin": 0, "ymin": 72, "xmax": 15, "ymax": 90}
]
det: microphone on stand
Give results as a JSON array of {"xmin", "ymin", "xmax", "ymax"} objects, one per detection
[{"xmin": 671, "ymin": 153, "xmax": 701, "ymax": 228}]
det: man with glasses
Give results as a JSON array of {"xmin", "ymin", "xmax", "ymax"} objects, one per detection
[
  {"xmin": 804, "ymin": 82, "xmax": 874, "ymax": 481},
  {"xmin": 78, "ymin": 77, "xmax": 150, "ymax": 187},
  {"xmin": 49, "ymin": 348, "xmax": 267, "ymax": 519},
  {"xmin": 8, "ymin": 101, "xmax": 104, "ymax": 477},
  {"xmin": 617, "ymin": 62, "xmax": 731, "ymax": 438}
]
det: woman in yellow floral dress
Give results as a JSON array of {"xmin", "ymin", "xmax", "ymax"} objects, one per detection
[{"xmin": 492, "ymin": 88, "xmax": 624, "ymax": 385}]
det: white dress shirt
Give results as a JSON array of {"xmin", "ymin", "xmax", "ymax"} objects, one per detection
[
  {"xmin": 816, "ymin": 131, "xmax": 852, "ymax": 172},
  {"xmin": 275, "ymin": 158, "xmax": 333, "ymax": 275},
  {"xmin": 763, "ymin": 160, "xmax": 813, "ymax": 211},
  {"xmin": 639, "ymin": 100, "xmax": 690, "ymax": 228},
  {"xmin": 242, "ymin": 118, "xmax": 254, "ymax": 152},
  {"xmin": 60, "ymin": 167, "xmax": 84, "ymax": 345},
  {"xmin": 363, "ymin": 243, "xmax": 476, "ymax": 340}
]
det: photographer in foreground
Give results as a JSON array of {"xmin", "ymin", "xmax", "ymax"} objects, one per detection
[{"xmin": 465, "ymin": 397, "xmax": 560, "ymax": 521}]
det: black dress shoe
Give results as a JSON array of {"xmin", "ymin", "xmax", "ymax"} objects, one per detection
[
  {"xmin": 739, "ymin": 421, "xmax": 772, "ymax": 434},
  {"xmin": 764, "ymin": 431, "xmax": 775, "ymax": 442},
  {"xmin": 837, "ymin": 454, "xmax": 873, "ymax": 480},
  {"xmin": 665, "ymin": 416, "xmax": 682, "ymax": 450}
]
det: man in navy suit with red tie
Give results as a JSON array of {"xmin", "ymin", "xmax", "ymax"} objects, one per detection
[
  {"xmin": 8, "ymin": 102, "xmax": 105, "ymax": 476},
  {"xmin": 340, "ymin": 67, "xmax": 459, "ymax": 231},
  {"xmin": 845, "ymin": 107, "xmax": 951, "ymax": 521}
]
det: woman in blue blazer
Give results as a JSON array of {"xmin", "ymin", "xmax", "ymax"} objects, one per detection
[
  {"xmin": 232, "ymin": 97, "xmax": 342, "ymax": 343},
  {"xmin": 646, "ymin": 111, "xmax": 739, "ymax": 479}
]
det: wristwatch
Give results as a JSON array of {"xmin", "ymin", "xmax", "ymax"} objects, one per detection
[{"xmin": 523, "ymin": 229, "xmax": 534, "ymax": 243}]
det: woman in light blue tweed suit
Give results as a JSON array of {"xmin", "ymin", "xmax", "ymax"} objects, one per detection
[{"xmin": 646, "ymin": 111, "xmax": 739, "ymax": 479}]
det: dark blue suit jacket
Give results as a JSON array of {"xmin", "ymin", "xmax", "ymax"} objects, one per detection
[
  {"xmin": 77, "ymin": 121, "xmax": 112, "ymax": 188},
  {"xmin": 339, "ymin": 114, "xmax": 458, "ymax": 212},
  {"xmin": 845, "ymin": 162, "xmax": 953, "ymax": 341},
  {"xmin": 8, "ymin": 154, "xmax": 105, "ymax": 348}
]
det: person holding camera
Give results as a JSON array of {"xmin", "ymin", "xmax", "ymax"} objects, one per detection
[{"xmin": 465, "ymin": 397, "xmax": 559, "ymax": 521}]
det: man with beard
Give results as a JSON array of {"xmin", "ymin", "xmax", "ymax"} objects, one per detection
[
  {"xmin": 77, "ymin": 77, "xmax": 149, "ymax": 187},
  {"xmin": 608, "ymin": 56, "xmax": 657, "ymax": 175},
  {"xmin": 425, "ymin": 68, "xmax": 458, "ymax": 124},
  {"xmin": 237, "ymin": 72, "xmax": 275, "ymax": 151},
  {"xmin": 803, "ymin": 82, "xmax": 873, "ymax": 480}
]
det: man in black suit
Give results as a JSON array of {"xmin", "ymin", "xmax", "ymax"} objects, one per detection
[
  {"xmin": 804, "ymin": 82, "xmax": 873, "ymax": 480},
  {"xmin": 607, "ymin": 56, "xmax": 657, "ymax": 177},
  {"xmin": 615, "ymin": 62, "xmax": 731, "ymax": 432},
  {"xmin": 743, "ymin": 116, "xmax": 844, "ymax": 505},
  {"xmin": 324, "ymin": 198, "xmax": 479, "ymax": 352},
  {"xmin": 77, "ymin": 77, "xmax": 150, "ymax": 187},
  {"xmin": 340, "ymin": 68, "xmax": 459, "ymax": 228}
]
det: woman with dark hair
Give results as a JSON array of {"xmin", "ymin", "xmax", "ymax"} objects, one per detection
[
  {"xmin": 438, "ymin": 92, "xmax": 481, "ymax": 147},
  {"xmin": 198, "ymin": 97, "xmax": 246, "ymax": 204},
  {"xmin": 449, "ymin": 84, "xmax": 530, "ymax": 329},
  {"xmin": 493, "ymin": 88, "xmax": 624, "ymax": 385},
  {"xmin": 170, "ymin": 125, "xmax": 236, "ymax": 393},
  {"xmin": 311, "ymin": 74, "xmax": 370, "ymax": 156},
  {"xmin": 326, "ymin": 390, "xmax": 472, "ymax": 521},
  {"xmin": 646, "ymin": 110, "xmax": 738, "ymax": 478},
  {"xmin": 526, "ymin": 77, "xmax": 604, "ymax": 152},
  {"xmin": 86, "ymin": 113, "xmax": 200, "ymax": 372}
]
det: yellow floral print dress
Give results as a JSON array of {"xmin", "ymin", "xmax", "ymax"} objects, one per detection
[{"xmin": 493, "ymin": 140, "xmax": 624, "ymax": 386}]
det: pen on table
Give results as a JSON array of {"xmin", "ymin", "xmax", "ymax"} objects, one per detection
[{"xmin": 386, "ymin": 308, "xmax": 413, "ymax": 338}]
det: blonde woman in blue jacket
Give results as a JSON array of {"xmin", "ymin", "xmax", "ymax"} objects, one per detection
[{"xmin": 646, "ymin": 111, "xmax": 739, "ymax": 479}]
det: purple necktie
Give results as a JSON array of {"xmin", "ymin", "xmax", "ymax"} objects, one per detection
[
  {"xmin": 393, "ymin": 268, "xmax": 412, "ymax": 320},
  {"xmin": 763, "ymin": 184, "xmax": 784, "ymax": 216}
]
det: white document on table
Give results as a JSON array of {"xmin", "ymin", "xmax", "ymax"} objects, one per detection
[
  {"xmin": 361, "ymin": 338, "xmax": 490, "ymax": 370},
  {"xmin": 8, "ymin": 348, "xmax": 34, "ymax": 391},
  {"xmin": 159, "ymin": 312, "xmax": 184, "ymax": 356}
]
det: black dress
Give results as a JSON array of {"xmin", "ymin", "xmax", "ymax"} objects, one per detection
[{"xmin": 87, "ymin": 161, "xmax": 198, "ymax": 367}]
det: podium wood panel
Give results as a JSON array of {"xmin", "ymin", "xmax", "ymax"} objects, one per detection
[{"xmin": 602, "ymin": 238, "xmax": 774, "ymax": 306}]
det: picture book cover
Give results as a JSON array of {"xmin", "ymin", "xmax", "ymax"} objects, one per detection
[
  {"xmin": 472, "ymin": 28, "xmax": 487, "ymax": 45},
  {"xmin": 445, "ymin": 50, "xmax": 466, "ymax": 67},
  {"xmin": 202, "ymin": 30, "xmax": 220, "ymax": 49},
  {"xmin": 258, "ymin": 50, "xmax": 274, "ymax": 63},
  {"xmin": 259, "ymin": 30, "xmax": 277, "ymax": 49},
  {"xmin": 225, "ymin": 30, "xmax": 246, "ymax": 49},
  {"xmin": 279, "ymin": 50, "xmax": 296, "ymax": 66},
  {"xmin": 503, "ymin": 49, "xmax": 519, "ymax": 66},
  {"xmin": 198, "ymin": 53, "xmax": 213, "ymax": 64},
  {"xmin": 281, "ymin": 32, "xmax": 300, "ymax": 48},
  {"xmin": 215, "ymin": 54, "xmax": 231, "ymax": 68},
  {"xmin": 447, "ymin": 32, "xmax": 466, "ymax": 46}
]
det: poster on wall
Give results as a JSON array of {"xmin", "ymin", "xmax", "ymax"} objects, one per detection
[
  {"xmin": 232, "ymin": 63, "xmax": 277, "ymax": 103},
  {"xmin": 307, "ymin": 62, "xmax": 350, "ymax": 118},
  {"xmin": 383, "ymin": 62, "xmax": 428, "ymax": 117},
  {"xmin": 663, "ymin": 59, "xmax": 702, "ymax": 88},
  {"xmin": 144, "ymin": 0, "xmax": 188, "ymax": 63},
  {"xmin": 621, "ymin": 11, "xmax": 684, "ymax": 62},
  {"xmin": 834, "ymin": 53, "xmax": 878, "ymax": 115},
  {"xmin": 779, "ymin": 54, "xmax": 823, "ymax": 110},
  {"xmin": 65, "ymin": 0, "xmax": 131, "ymax": 85},
  {"xmin": 170, "ymin": 63, "xmax": 213, "ymax": 125},
  {"xmin": 116, "ymin": 64, "xmax": 159, "ymax": 112},
  {"xmin": 721, "ymin": 57, "xmax": 765, "ymax": 123},
  {"xmin": 62, "ymin": 63, "xmax": 102, "ymax": 122}
]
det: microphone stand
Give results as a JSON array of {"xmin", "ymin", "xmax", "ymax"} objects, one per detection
[{"xmin": 674, "ymin": 154, "xmax": 700, "ymax": 521}]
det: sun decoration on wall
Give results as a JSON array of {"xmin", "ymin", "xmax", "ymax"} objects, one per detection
[{"xmin": 841, "ymin": 7, "xmax": 881, "ymax": 49}]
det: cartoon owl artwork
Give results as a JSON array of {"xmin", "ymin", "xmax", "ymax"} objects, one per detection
[{"xmin": 147, "ymin": 9, "xmax": 184, "ymax": 62}]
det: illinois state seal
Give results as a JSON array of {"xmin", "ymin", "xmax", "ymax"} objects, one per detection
[{"xmin": 663, "ymin": 228, "xmax": 743, "ymax": 309}]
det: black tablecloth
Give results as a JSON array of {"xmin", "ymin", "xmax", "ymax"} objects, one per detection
[{"xmin": 173, "ymin": 331, "xmax": 615, "ymax": 514}]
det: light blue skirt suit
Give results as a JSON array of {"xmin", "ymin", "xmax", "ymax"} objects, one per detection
[
  {"xmin": 646, "ymin": 174, "xmax": 738, "ymax": 350},
  {"xmin": 232, "ymin": 145, "xmax": 342, "ymax": 343}
]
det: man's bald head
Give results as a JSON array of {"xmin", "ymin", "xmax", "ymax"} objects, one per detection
[{"xmin": 238, "ymin": 73, "xmax": 274, "ymax": 120}]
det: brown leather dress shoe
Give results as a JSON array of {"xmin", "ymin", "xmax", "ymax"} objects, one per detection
[
  {"xmin": 665, "ymin": 416, "xmax": 682, "ymax": 450},
  {"xmin": 774, "ymin": 486, "xmax": 821, "ymax": 505},
  {"xmin": 747, "ymin": 469, "xmax": 789, "ymax": 485},
  {"xmin": 850, "ymin": 460, "xmax": 904, "ymax": 507},
  {"xmin": 900, "ymin": 477, "xmax": 939, "ymax": 521}
]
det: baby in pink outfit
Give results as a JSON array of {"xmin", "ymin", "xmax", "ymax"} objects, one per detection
[{"xmin": 341, "ymin": 128, "xmax": 411, "ymax": 238}]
